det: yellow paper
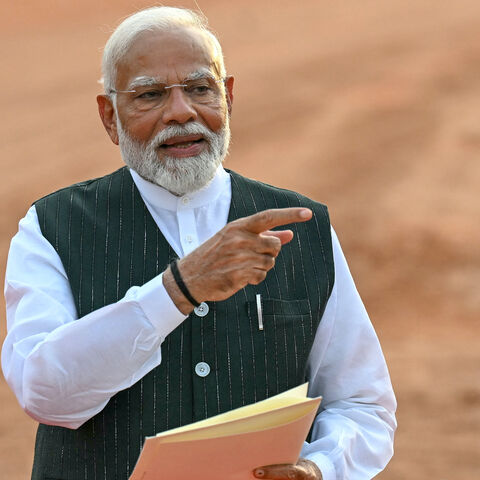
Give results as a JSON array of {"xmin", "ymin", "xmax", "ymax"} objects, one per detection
[
  {"xmin": 129, "ymin": 383, "xmax": 321, "ymax": 480},
  {"xmin": 155, "ymin": 383, "xmax": 310, "ymax": 441}
]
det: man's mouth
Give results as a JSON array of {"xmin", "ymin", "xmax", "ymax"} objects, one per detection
[
  {"xmin": 157, "ymin": 134, "xmax": 207, "ymax": 158},
  {"xmin": 159, "ymin": 135, "xmax": 205, "ymax": 150}
]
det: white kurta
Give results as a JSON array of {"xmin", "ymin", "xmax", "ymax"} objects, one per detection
[{"xmin": 2, "ymin": 167, "xmax": 396, "ymax": 480}]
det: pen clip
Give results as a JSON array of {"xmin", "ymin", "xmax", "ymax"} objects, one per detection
[{"xmin": 256, "ymin": 294, "xmax": 263, "ymax": 331}]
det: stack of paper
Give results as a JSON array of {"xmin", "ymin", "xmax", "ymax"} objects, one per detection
[{"xmin": 130, "ymin": 383, "xmax": 321, "ymax": 480}]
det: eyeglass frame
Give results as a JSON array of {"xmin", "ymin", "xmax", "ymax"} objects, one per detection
[{"xmin": 107, "ymin": 71, "xmax": 228, "ymax": 105}]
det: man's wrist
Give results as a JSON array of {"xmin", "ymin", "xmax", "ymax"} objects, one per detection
[
  {"xmin": 169, "ymin": 259, "xmax": 201, "ymax": 307},
  {"xmin": 162, "ymin": 266, "xmax": 195, "ymax": 315}
]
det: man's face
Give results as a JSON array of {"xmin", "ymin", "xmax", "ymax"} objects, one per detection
[{"xmin": 100, "ymin": 27, "xmax": 234, "ymax": 194}]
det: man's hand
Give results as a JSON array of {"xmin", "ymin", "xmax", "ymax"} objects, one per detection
[
  {"xmin": 163, "ymin": 208, "xmax": 312, "ymax": 314},
  {"xmin": 253, "ymin": 459, "xmax": 322, "ymax": 479}
]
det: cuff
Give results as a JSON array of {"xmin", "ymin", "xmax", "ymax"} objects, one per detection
[
  {"xmin": 135, "ymin": 273, "xmax": 188, "ymax": 337},
  {"xmin": 303, "ymin": 452, "xmax": 336, "ymax": 480}
]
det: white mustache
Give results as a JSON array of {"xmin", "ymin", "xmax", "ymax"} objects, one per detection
[{"xmin": 151, "ymin": 122, "xmax": 215, "ymax": 149}]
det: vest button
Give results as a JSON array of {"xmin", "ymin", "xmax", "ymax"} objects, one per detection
[
  {"xmin": 195, "ymin": 362, "xmax": 211, "ymax": 377},
  {"xmin": 194, "ymin": 302, "xmax": 209, "ymax": 317}
]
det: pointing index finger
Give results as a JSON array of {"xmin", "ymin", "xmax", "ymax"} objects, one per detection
[{"xmin": 242, "ymin": 208, "xmax": 312, "ymax": 234}]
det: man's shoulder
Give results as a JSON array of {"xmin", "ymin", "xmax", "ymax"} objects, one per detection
[
  {"xmin": 33, "ymin": 167, "xmax": 129, "ymax": 206},
  {"xmin": 227, "ymin": 169, "xmax": 328, "ymax": 212}
]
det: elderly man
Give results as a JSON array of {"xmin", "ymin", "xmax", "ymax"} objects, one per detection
[{"xmin": 2, "ymin": 6, "xmax": 396, "ymax": 480}]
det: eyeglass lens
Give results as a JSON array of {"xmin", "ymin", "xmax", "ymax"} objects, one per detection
[{"xmin": 125, "ymin": 77, "xmax": 223, "ymax": 111}]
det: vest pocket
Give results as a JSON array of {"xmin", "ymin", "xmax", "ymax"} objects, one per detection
[
  {"xmin": 247, "ymin": 297, "xmax": 310, "ymax": 321},
  {"xmin": 246, "ymin": 298, "xmax": 313, "ymax": 393}
]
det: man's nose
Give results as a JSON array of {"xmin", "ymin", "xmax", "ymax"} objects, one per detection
[{"xmin": 161, "ymin": 87, "xmax": 197, "ymax": 124}]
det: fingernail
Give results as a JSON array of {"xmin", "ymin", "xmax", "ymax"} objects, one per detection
[
  {"xmin": 254, "ymin": 468, "xmax": 265, "ymax": 477},
  {"xmin": 300, "ymin": 209, "xmax": 312, "ymax": 218}
]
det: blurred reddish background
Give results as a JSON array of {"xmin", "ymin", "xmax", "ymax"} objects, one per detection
[{"xmin": 1, "ymin": 1, "xmax": 479, "ymax": 478}]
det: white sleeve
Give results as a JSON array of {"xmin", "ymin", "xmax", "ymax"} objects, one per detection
[
  {"xmin": 301, "ymin": 228, "xmax": 397, "ymax": 480},
  {"xmin": 1, "ymin": 206, "xmax": 187, "ymax": 430}
]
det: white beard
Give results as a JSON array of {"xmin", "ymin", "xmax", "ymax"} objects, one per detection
[{"xmin": 117, "ymin": 118, "xmax": 230, "ymax": 196}]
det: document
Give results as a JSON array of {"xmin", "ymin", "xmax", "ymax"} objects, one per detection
[{"xmin": 129, "ymin": 383, "xmax": 321, "ymax": 480}]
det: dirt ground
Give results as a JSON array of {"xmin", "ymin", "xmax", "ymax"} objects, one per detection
[{"xmin": 0, "ymin": 1, "xmax": 479, "ymax": 478}]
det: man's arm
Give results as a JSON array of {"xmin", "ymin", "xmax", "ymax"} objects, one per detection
[
  {"xmin": 302, "ymin": 228, "xmax": 396, "ymax": 479},
  {"xmin": 2, "ymin": 206, "xmax": 188, "ymax": 428},
  {"xmin": 252, "ymin": 228, "xmax": 396, "ymax": 480}
]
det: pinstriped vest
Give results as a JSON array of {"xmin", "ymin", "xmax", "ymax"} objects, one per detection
[{"xmin": 31, "ymin": 167, "xmax": 334, "ymax": 480}]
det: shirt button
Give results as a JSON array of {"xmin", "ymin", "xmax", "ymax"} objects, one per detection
[
  {"xmin": 185, "ymin": 234, "xmax": 193, "ymax": 243},
  {"xmin": 194, "ymin": 302, "xmax": 209, "ymax": 317},
  {"xmin": 181, "ymin": 196, "xmax": 190, "ymax": 206},
  {"xmin": 195, "ymin": 362, "xmax": 210, "ymax": 377}
]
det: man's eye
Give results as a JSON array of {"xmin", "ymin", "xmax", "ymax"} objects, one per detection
[
  {"xmin": 186, "ymin": 84, "xmax": 212, "ymax": 95},
  {"xmin": 137, "ymin": 89, "xmax": 165, "ymax": 100}
]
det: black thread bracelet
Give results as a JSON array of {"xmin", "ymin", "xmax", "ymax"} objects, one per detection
[{"xmin": 170, "ymin": 259, "xmax": 201, "ymax": 307}]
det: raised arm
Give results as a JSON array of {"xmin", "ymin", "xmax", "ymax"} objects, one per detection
[{"xmin": 163, "ymin": 207, "xmax": 312, "ymax": 313}]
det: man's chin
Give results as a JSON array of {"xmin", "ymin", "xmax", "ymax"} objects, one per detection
[
  {"xmin": 141, "ymin": 157, "xmax": 220, "ymax": 196},
  {"xmin": 159, "ymin": 152, "xmax": 204, "ymax": 164}
]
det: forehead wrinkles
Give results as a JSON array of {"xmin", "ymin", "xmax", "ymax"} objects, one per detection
[{"xmin": 117, "ymin": 31, "xmax": 218, "ymax": 90}]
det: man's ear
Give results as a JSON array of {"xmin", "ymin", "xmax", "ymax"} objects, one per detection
[
  {"xmin": 97, "ymin": 95, "xmax": 119, "ymax": 145},
  {"xmin": 224, "ymin": 76, "xmax": 234, "ymax": 116}
]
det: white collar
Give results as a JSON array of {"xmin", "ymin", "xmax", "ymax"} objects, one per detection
[{"xmin": 129, "ymin": 166, "xmax": 230, "ymax": 212}]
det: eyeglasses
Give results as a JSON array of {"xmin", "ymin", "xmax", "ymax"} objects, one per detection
[{"xmin": 109, "ymin": 76, "xmax": 226, "ymax": 112}]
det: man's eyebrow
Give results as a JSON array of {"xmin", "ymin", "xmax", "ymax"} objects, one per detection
[
  {"xmin": 127, "ymin": 76, "xmax": 159, "ymax": 90},
  {"xmin": 183, "ymin": 69, "xmax": 216, "ymax": 82},
  {"xmin": 127, "ymin": 70, "xmax": 217, "ymax": 90}
]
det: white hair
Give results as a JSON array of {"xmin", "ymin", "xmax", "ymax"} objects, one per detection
[{"xmin": 101, "ymin": 6, "xmax": 226, "ymax": 95}]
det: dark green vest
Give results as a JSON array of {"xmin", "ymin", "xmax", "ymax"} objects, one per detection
[{"xmin": 32, "ymin": 167, "xmax": 334, "ymax": 480}]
